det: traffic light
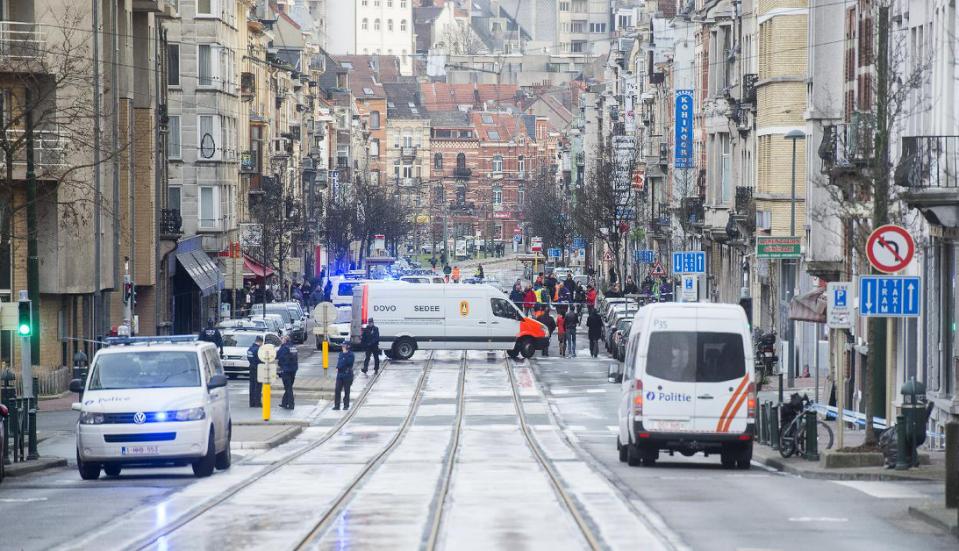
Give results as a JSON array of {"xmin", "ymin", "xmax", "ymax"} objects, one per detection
[
  {"xmin": 123, "ymin": 281, "xmax": 134, "ymax": 305},
  {"xmin": 17, "ymin": 300, "xmax": 32, "ymax": 337}
]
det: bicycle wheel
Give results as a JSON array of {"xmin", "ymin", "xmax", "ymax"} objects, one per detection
[
  {"xmin": 817, "ymin": 420, "xmax": 834, "ymax": 450},
  {"xmin": 778, "ymin": 423, "xmax": 797, "ymax": 458}
]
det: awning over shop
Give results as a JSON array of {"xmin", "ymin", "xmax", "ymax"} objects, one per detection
[
  {"xmin": 244, "ymin": 254, "xmax": 274, "ymax": 278},
  {"xmin": 176, "ymin": 250, "xmax": 221, "ymax": 297},
  {"xmin": 789, "ymin": 286, "xmax": 826, "ymax": 323}
]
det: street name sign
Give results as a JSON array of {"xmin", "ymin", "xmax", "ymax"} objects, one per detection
[
  {"xmin": 672, "ymin": 251, "xmax": 705, "ymax": 274},
  {"xmin": 826, "ymin": 281, "xmax": 853, "ymax": 329},
  {"xmin": 756, "ymin": 236, "xmax": 802, "ymax": 259},
  {"xmin": 547, "ymin": 247, "xmax": 562, "ymax": 258},
  {"xmin": 858, "ymin": 275, "xmax": 921, "ymax": 317},
  {"xmin": 866, "ymin": 224, "xmax": 915, "ymax": 273}
]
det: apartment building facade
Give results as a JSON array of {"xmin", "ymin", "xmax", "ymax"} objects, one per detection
[{"xmin": 324, "ymin": 0, "xmax": 415, "ymax": 74}]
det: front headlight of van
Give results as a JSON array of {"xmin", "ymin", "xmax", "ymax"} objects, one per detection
[
  {"xmin": 174, "ymin": 407, "xmax": 206, "ymax": 421},
  {"xmin": 79, "ymin": 412, "xmax": 105, "ymax": 425}
]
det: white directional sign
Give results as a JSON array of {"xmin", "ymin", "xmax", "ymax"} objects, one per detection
[
  {"xmin": 858, "ymin": 275, "xmax": 921, "ymax": 317},
  {"xmin": 680, "ymin": 275, "xmax": 698, "ymax": 302},
  {"xmin": 827, "ymin": 281, "xmax": 853, "ymax": 329}
]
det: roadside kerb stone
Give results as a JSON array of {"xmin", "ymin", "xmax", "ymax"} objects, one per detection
[
  {"xmin": 5, "ymin": 456, "xmax": 68, "ymax": 477},
  {"xmin": 754, "ymin": 445, "xmax": 944, "ymax": 481},
  {"xmin": 231, "ymin": 424, "xmax": 303, "ymax": 450},
  {"xmin": 907, "ymin": 503, "xmax": 958, "ymax": 538}
]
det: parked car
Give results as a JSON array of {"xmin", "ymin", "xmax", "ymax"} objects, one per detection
[
  {"xmin": 613, "ymin": 319, "xmax": 633, "ymax": 361},
  {"xmin": 0, "ymin": 403, "xmax": 7, "ymax": 483},
  {"xmin": 249, "ymin": 304, "xmax": 305, "ymax": 343},
  {"xmin": 220, "ymin": 328, "xmax": 281, "ymax": 378},
  {"xmin": 70, "ymin": 336, "xmax": 233, "ymax": 479}
]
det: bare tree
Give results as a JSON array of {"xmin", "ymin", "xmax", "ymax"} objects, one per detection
[
  {"xmin": 522, "ymin": 170, "xmax": 573, "ymax": 262},
  {"xmin": 250, "ymin": 174, "xmax": 301, "ymax": 298},
  {"xmin": 439, "ymin": 22, "xmax": 484, "ymax": 56}
]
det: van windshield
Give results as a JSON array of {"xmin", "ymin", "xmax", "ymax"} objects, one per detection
[
  {"xmin": 646, "ymin": 331, "xmax": 745, "ymax": 383},
  {"xmin": 88, "ymin": 351, "xmax": 201, "ymax": 390}
]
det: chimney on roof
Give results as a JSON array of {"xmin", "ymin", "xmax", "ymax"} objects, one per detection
[{"xmin": 472, "ymin": 87, "xmax": 481, "ymax": 110}]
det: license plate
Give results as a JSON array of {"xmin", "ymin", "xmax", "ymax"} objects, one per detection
[
  {"xmin": 653, "ymin": 420, "xmax": 689, "ymax": 431},
  {"xmin": 121, "ymin": 445, "xmax": 160, "ymax": 456}
]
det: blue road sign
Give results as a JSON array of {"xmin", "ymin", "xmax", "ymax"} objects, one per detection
[
  {"xmin": 572, "ymin": 237, "xmax": 586, "ymax": 249},
  {"xmin": 634, "ymin": 250, "xmax": 655, "ymax": 264},
  {"xmin": 834, "ymin": 287, "xmax": 847, "ymax": 307},
  {"xmin": 859, "ymin": 275, "xmax": 921, "ymax": 317},
  {"xmin": 672, "ymin": 251, "xmax": 706, "ymax": 274},
  {"xmin": 547, "ymin": 247, "xmax": 562, "ymax": 258}
]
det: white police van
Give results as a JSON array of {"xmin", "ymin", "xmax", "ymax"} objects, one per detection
[
  {"xmin": 614, "ymin": 303, "xmax": 755, "ymax": 469},
  {"xmin": 70, "ymin": 336, "xmax": 232, "ymax": 479}
]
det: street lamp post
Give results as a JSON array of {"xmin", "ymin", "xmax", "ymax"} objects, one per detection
[{"xmin": 784, "ymin": 129, "xmax": 805, "ymax": 392}]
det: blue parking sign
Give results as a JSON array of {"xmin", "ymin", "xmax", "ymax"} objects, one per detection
[{"xmin": 834, "ymin": 288, "xmax": 847, "ymax": 307}]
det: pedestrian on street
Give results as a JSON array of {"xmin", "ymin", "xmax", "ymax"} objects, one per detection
[
  {"xmin": 452, "ymin": 265, "xmax": 461, "ymax": 283},
  {"xmin": 199, "ymin": 320, "xmax": 224, "ymax": 356},
  {"xmin": 523, "ymin": 286, "xmax": 536, "ymax": 314},
  {"xmin": 624, "ymin": 276, "xmax": 639, "ymax": 295},
  {"xmin": 323, "ymin": 278, "xmax": 333, "ymax": 302},
  {"xmin": 277, "ymin": 335, "xmax": 298, "ymax": 409},
  {"xmin": 443, "ymin": 264, "xmax": 452, "ymax": 282},
  {"xmin": 574, "ymin": 284, "xmax": 587, "ymax": 317},
  {"xmin": 536, "ymin": 309, "xmax": 555, "ymax": 357},
  {"xmin": 587, "ymin": 308, "xmax": 603, "ymax": 358},
  {"xmin": 557, "ymin": 312, "xmax": 567, "ymax": 357},
  {"xmin": 333, "ymin": 342, "xmax": 355, "ymax": 410},
  {"xmin": 564, "ymin": 308, "xmax": 579, "ymax": 356},
  {"xmin": 586, "ymin": 285, "xmax": 598, "ymax": 310},
  {"xmin": 430, "ymin": 257, "xmax": 438, "ymax": 270},
  {"xmin": 247, "ymin": 336, "xmax": 263, "ymax": 408},
  {"xmin": 606, "ymin": 283, "xmax": 623, "ymax": 298},
  {"xmin": 476, "ymin": 264, "xmax": 485, "ymax": 280},
  {"xmin": 509, "ymin": 282, "xmax": 525, "ymax": 311},
  {"xmin": 361, "ymin": 318, "xmax": 381, "ymax": 374}
]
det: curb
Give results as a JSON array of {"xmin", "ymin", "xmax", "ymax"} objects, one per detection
[
  {"xmin": 907, "ymin": 504, "xmax": 959, "ymax": 538},
  {"xmin": 231, "ymin": 425, "xmax": 303, "ymax": 450},
  {"xmin": 5, "ymin": 456, "xmax": 68, "ymax": 477},
  {"xmin": 755, "ymin": 451, "xmax": 940, "ymax": 481}
]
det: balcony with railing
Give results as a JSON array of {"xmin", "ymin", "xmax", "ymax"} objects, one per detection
[
  {"xmin": 400, "ymin": 146, "xmax": 417, "ymax": 160},
  {"xmin": 896, "ymin": 135, "xmax": 959, "ymax": 227},
  {"xmin": 818, "ymin": 112, "xmax": 876, "ymax": 177},
  {"xmin": 4, "ymin": 127, "xmax": 66, "ymax": 174},
  {"xmin": 0, "ymin": 21, "xmax": 46, "ymax": 72},
  {"xmin": 453, "ymin": 166, "xmax": 472, "ymax": 179}
]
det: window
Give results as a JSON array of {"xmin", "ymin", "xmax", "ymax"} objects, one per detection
[
  {"xmin": 400, "ymin": 0, "xmax": 406, "ymax": 7},
  {"xmin": 434, "ymin": 153, "xmax": 443, "ymax": 169},
  {"xmin": 402, "ymin": 164, "xmax": 413, "ymax": 178},
  {"xmin": 518, "ymin": 155, "xmax": 525, "ymax": 174},
  {"xmin": 589, "ymin": 22, "xmax": 607, "ymax": 33},
  {"xmin": 559, "ymin": 1, "xmax": 570, "ymax": 11},
  {"xmin": 362, "ymin": 18, "xmax": 368, "ymax": 30},
  {"xmin": 199, "ymin": 186, "xmax": 218, "ymax": 229},
  {"xmin": 400, "ymin": 19, "xmax": 407, "ymax": 32},
  {"xmin": 167, "ymin": 44, "xmax": 180, "ymax": 86},
  {"xmin": 198, "ymin": 44, "xmax": 213, "ymax": 86},
  {"xmin": 402, "ymin": 134, "xmax": 413, "ymax": 147},
  {"xmin": 168, "ymin": 186, "xmax": 181, "ymax": 212},
  {"xmin": 167, "ymin": 115, "xmax": 181, "ymax": 159},
  {"xmin": 456, "ymin": 152, "xmax": 466, "ymax": 168},
  {"xmin": 482, "ymin": 114, "xmax": 494, "ymax": 124},
  {"xmin": 492, "ymin": 186, "xmax": 502, "ymax": 204},
  {"xmin": 570, "ymin": 41, "xmax": 586, "ymax": 53},
  {"xmin": 369, "ymin": 138, "xmax": 380, "ymax": 157},
  {"xmin": 361, "ymin": 0, "xmax": 367, "ymax": 5},
  {"xmin": 487, "ymin": 130, "xmax": 500, "ymax": 140},
  {"xmin": 370, "ymin": 110, "xmax": 380, "ymax": 129},
  {"xmin": 374, "ymin": 19, "xmax": 380, "ymax": 31},
  {"xmin": 491, "ymin": 298, "xmax": 522, "ymax": 320},
  {"xmin": 197, "ymin": 0, "xmax": 213, "ymax": 16},
  {"xmin": 571, "ymin": 20, "xmax": 586, "ymax": 33},
  {"xmin": 756, "ymin": 210, "xmax": 771, "ymax": 230},
  {"xmin": 518, "ymin": 184, "xmax": 524, "ymax": 205},
  {"xmin": 388, "ymin": 19, "xmax": 393, "ymax": 31},
  {"xmin": 645, "ymin": 332, "xmax": 745, "ymax": 383},
  {"xmin": 492, "ymin": 155, "xmax": 503, "ymax": 172},
  {"xmin": 387, "ymin": 0, "xmax": 392, "ymax": 6},
  {"xmin": 370, "ymin": 170, "xmax": 380, "ymax": 185},
  {"xmin": 89, "ymin": 352, "xmax": 200, "ymax": 390}
]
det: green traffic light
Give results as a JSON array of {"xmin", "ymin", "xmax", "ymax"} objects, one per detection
[{"xmin": 18, "ymin": 323, "xmax": 30, "ymax": 336}]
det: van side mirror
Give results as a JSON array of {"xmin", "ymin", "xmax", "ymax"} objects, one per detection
[
  {"xmin": 208, "ymin": 374, "xmax": 228, "ymax": 390},
  {"xmin": 69, "ymin": 378, "xmax": 85, "ymax": 394},
  {"xmin": 607, "ymin": 363, "xmax": 623, "ymax": 384}
]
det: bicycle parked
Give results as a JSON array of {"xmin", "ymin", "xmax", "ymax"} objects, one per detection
[{"xmin": 778, "ymin": 393, "xmax": 834, "ymax": 458}]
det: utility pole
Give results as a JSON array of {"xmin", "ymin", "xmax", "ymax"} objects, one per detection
[
  {"xmin": 25, "ymin": 88, "xmax": 39, "ymax": 362},
  {"xmin": 865, "ymin": 5, "xmax": 891, "ymax": 445}
]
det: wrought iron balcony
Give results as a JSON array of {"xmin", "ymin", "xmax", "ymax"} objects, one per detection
[
  {"xmin": 895, "ymin": 136, "xmax": 959, "ymax": 189},
  {"xmin": 742, "ymin": 73, "xmax": 758, "ymax": 106},
  {"xmin": 453, "ymin": 166, "xmax": 472, "ymax": 179},
  {"xmin": 819, "ymin": 112, "xmax": 876, "ymax": 176},
  {"xmin": 159, "ymin": 208, "xmax": 183, "ymax": 239},
  {"xmin": 0, "ymin": 22, "xmax": 46, "ymax": 67},
  {"xmin": 400, "ymin": 146, "xmax": 417, "ymax": 160}
]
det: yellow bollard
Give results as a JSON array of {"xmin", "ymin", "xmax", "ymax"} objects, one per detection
[
  {"xmin": 322, "ymin": 339, "xmax": 329, "ymax": 370},
  {"xmin": 262, "ymin": 383, "xmax": 270, "ymax": 422}
]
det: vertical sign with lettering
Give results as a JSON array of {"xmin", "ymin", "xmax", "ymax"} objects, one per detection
[{"xmin": 674, "ymin": 89, "xmax": 694, "ymax": 169}]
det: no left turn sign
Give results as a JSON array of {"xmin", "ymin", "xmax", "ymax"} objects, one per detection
[{"xmin": 866, "ymin": 224, "xmax": 915, "ymax": 273}]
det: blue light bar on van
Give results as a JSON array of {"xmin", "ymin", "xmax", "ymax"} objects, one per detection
[{"xmin": 104, "ymin": 335, "xmax": 200, "ymax": 346}]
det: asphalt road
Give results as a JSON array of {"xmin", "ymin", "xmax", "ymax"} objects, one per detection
[{"xmin": 528, "ymin": 341, "xmax": 955, "ymax": 551}]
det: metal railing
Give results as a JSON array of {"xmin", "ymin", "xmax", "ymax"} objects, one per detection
[
  {"xmin": 895, "ymin": 135, "xmax": 959, "ymax": 189},
  {"xmin": 0, "ymin": 21, "xmax": 46, "ymax": 62},
  {"xmin": 159, "ymin": 208, "xmax": 183, "ymax": 238},
  {"xmin": 4, "ymin": 128, "xmax": 65, "ymax": 167},
  {"xmin": 819, "ymin": 112, "xmax": 876, "ymax": 171}
]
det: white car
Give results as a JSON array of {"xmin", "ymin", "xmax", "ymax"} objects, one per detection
[
  {"xmin": 70, "ymin": 336, "xmax": 233, "ymax": 479},
  {"xmin": 221, "ymin": 329, "xmax": 281, "ymax": 377},
  {"xmin": 614, "ymin": 303, "xmax": 755, "ymax": 469},
  {"xmin": 314, "ymin": 306, "xmax": 352, "ymax": 349}
]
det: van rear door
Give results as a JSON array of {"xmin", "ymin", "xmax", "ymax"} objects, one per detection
[
  {"xmin": 642, "ymin": 316, "xmax": 697, "ymax": 432},
  {"xmin": 692, "ymin": 315, "xmax": 749, "ymax": 433}
]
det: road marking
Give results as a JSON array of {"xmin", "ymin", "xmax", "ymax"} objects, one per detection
[
  {"xmin": 0, "ymin": 497, "xmax": 48, "ymax": 503},
  {"xmin": 550, "ymin": 389, "xmax": 570, "ymax": 395},
  {"xmin": 788, "ymin": 517, "xmax": 848, "ymax": 523},
  {"xmin": 585, "ymin": 388, "xmax": 607, "ymax": 393},
  {"xmin": 607, "ymin": 425, "xmax": 619, "ymax": 432},
  {"xmin": 566, "ymin": 424, "xmax": 588, "ymax": 431},
  {"xmin": 834, "ymin": 480, "xmax": 926, "ymax": 499}
]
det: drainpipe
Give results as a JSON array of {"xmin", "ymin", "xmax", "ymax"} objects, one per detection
[{"xmin": 92, "ymin": 0, "xmax": 102, "ymax": 341}]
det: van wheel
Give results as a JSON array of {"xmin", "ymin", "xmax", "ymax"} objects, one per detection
[
  {"xmin": 392, "ymin": 338, "xmax": 416, "ymax": 360},
  {"xmin": 617, "ymin": 438, "xmax": 627, "ymax": 463},
  {"xmin": 215, "ymin": 423, "xmax": 232, "ymax": 470},
  {"xmin": 506, "ymin": 348, "xmax": 519, "ymax": 359},
  {"xmin": 192, "ymin": 429, "xmax": 217, "ymax": 478},
  {"xmin": 518, "ymin": 337, "xmax": 536, "ymax": 359},
  {"xmin": 720, "ymin": 447, "xmax": 737, "ymax": 469},
  {"xmin": 384, "ymin": 350, "xmax": 397, "ymax": 360},
  {"xmin": 626, "ymin": 443, "xmax": 642, "ymax": 467},
  {"xmin": 77, "ymin": 451, "xmax": 100, "ymax": 480},
  {"xmin": 103, "ymin": 463, "xmax": 122, "ymax": 477},
  {"xmin": 736, "ymin": 443, "xmax": 753, "ymax": 470}
]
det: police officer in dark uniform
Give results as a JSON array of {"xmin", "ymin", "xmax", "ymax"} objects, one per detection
[
  {"xmin": 199, "ymin": 319, "xmax": 224, "ymax": 356},
  {"xmin": 276, "ymin": 336, "xmax": 298, "ymax": 409},
  {"xmin": 247, "ymin": 336, "xmax": 263, "ymax": 408},
  {"xmin": 333, "ymin": 342, "xmax": 355, "ymax": 410},
  {"xmin": 361, "ymin": 318, "xmax": 380, "ymax": 374}
]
